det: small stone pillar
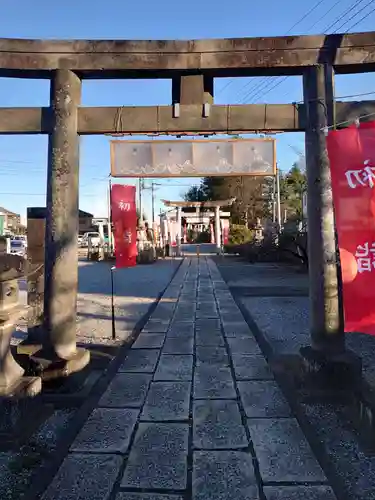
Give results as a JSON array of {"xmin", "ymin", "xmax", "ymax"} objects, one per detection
[
  {"xmin": 176, "ymin": 207, "xmax": 182, "ymax": 257},
  {"xmin": 26, "ymin": 209, "xmax": 45, "ymax": 342},
  {"xmin": 41, "ymin": 69, "xmax": 89, "ymax": 374},
  {"xmin": 254, "ymin": 218, "xmax": 264, "ymax": 243},
  {"xmin": 0, "ymin": 244, "xmax": 41, "ymax": 396},
  {"xmin": 214, "ymin": 206, "xmax": 221, "ymax": 254}
]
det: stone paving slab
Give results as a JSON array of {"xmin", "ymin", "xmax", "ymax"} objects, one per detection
[
  {"xmin": 40, "ymin": 257, "xmax": 334, "ymax": 500},
  {"xmin": 221, "ymin": 311, "xmax": 245, "ymax": 323},
  {"xmin": 238, "ymin": 380, "xmax": 291, "ymax": 418},
  {"xmin": 142, "ymin": 320, "xmax": 170, "ymax": 333},
  {"xmin": 116, "ymin": 495, "xmax": 184, "ymax": 500},
  {"xmin": 193, "ymin": 400, "xmax": 248, "ymax": 449},
  {"xmin": 192, "ymin": 451, "xmax": 258, "ymax": 500},
  {"xmin": 163, "ymin": 336, "xmax": 194, "ymax": 354},
  {"xmin": 151, "ymin": 305, "xmax": 176, "ymax": 322},
  {"xmin": 222, "ymin": 321, "xmax": 253, "ymax": 337},
  {"xmin": 194, "ymin": 365, "xmax": 236, "ymax": 399},
  {"xmin": 174, "ymin": 305, "xmax": 196, "ymax": 314},
  {"xmin": 118, "ymin": 349, "xmax": 160, "ymax": 373},
  {"xmin": 167, "ymin": 323, "xmax": 195, "ymax": 337},
  {"xmin": 141, "ymin": 381, "xmax": 191, "ymax": 421},
  {"xmin": 227, "ymin": 336, "xmax": 262, "ymax": 354},
  {"xmin": 99, "ymin": 373, "xmax": 151, "ymax": 408},
  {"xmin": 263, "ymin": 486, "xmax": 336, "ymax": 500},
  {"xmin": 248, "ymin": 418, "xmax": 327, "ymax": 483},
  {"xmin": 196, "ymin": 346, "xmax": 230, "ymax": 366},
  {"xmin": 173, "ymin": 311, "xmax": 195, "ymax": 321},
  {"xmin": 195, "ymin": 319, "xmax": 221, "ymax": 330},
  {"xmin": 132, "ymin": 333, "xmax": 166, "ymax": 349},
  {"xmin": 154, "ymin": 354, "xmax": 193, "ymax": 381},
  {"xmin": 232, "ymin": 355, "xmax": 274, "ymax": 380},
  {"xmin": 196, "ymin": 309, "xmax": 218, "ymax": 319},
  {"xmin": 121, "ymin": 423, "xmax": 189, "ymax": 490},
  {"xmin": 196, "ymin": 330, "xmax": 225, "ymax": 346},
  {"xmin": 42, "ymin": 454, "xmax": 123, "ymax": 500},
  {"xmin": 70, "ymin": 408, "xmax": 138, "ymax": 453}
]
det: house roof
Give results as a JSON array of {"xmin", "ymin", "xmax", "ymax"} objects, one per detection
[
  {"xmin": 78, "ymin": 209, "xmax": 94, "ymax": 218},
  {"xmin": 0, "ymin": 206, "xmax": 20, "ymax": 217}
]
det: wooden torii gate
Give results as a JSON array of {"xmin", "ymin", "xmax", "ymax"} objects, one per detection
[{"xmin": 0, "ymin": 32, "xmax": 371, "ymax": 388}]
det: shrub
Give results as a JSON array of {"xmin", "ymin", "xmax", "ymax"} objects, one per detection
[
  {"xmin": 228, "ymin": 224, "xmax": 254, "ymax": 245},
  {"xmin": 196, "ymin": 230, "xmax": 211, "ymax": 243}
]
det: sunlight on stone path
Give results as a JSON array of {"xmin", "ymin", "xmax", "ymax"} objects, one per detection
[{"xmin": 42, "ymin": 257, "xmax": 336, "ymax": 500}]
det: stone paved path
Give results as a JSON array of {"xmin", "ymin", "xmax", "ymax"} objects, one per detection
[{"xmin": 42, "ymin": 257, "xmax": 336, "ymax": 500}]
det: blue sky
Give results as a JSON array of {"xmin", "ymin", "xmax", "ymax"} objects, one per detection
[{"xmin": 1, "ymin": 0, "xmax": 375, "ymax": 222}]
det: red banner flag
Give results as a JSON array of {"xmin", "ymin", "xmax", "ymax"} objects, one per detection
[
  {"xmin": 327, "ymin": 121, "xmax": 375, "ymax": 334},
  {"xmin": 221, "ymin": 219, "xmax": 230, "ymax": 245},
  {"xmin": 111, "ymin": 184, "xmax": 137, "ymax": 268}
]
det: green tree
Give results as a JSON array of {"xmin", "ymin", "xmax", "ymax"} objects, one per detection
[
  {"xmin": 184, "ymin": 175, "xmax": 273, "ymax": 227},
  {"xmin": 279, "ymin": 163, "xmax": 306, "ymax": 220}
]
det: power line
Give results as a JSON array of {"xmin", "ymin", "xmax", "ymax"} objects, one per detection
[
  {"xmin": 234, "ymin": 0, "xmax": 334, "ymax": 103},
  {"xmin": 242, "ymin": 0, "xmax": 375, "ymax": 104},
  {"xmin": 220, "ymin": 0, "xmax": 330, "ymax": 102},
  {"xmin": 306, "ymin": 0, "xmax": 342, "ymax": 32},
  {"xmin": 284, "ymin": 0, "xmax": 327, "ymax": 35},
  {"xmin": 323, "ymin": 110, "xmax": 375, "ymax": 130},
  {"xmin": 343, "ymin": 1, "xmax": 375, "ymax": 31},
  {"xmin": 238, "ymin": 76, "xmax": 288, "ymax": 104},
  {"xmin": 322, "ymin": 0, "xmax": 370, "ymax": 32},
  {"xmin": 237, "ymin": 0, "xmax": 370, "ymax": 105}
]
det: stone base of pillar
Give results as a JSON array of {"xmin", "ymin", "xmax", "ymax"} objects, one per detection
[
  {"xmin": 299, "ymin": 345, "xmax": 362, "ymax": 388},
  {"xmin": 24, "ymin": 347, "xmax": 90, "ymax": 382},
  {"xmin": 0, "ymin": 376, "xmax": 42, "ymax": 398}
]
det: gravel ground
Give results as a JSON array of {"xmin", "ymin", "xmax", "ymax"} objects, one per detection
[
  {"xmin": 215, "ymin": 256, "xmax": 375, "ymax": 500},
  {"xmin": 0, "ymin": 409, "xmax": 77, "ymax": 500},
  {"xmin": 14, "ymin": 258, "xmax": 181, "ymax": 344},
  {"xmin": 2, "ymin": 257, "xmax": 181, "ymax": 500},
  {"xmin": 215, "ymin": 257, "xmax": 375, "ymax": 387}
]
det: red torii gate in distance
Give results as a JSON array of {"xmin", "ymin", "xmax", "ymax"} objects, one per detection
[{"xmin": 162, "ymin": 199, "xmax": 236, "ymax": 255}]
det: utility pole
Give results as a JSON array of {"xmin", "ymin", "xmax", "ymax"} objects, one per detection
[
  {"xmin": 143, "ymin": 180, "xmax": 162, "ymax": 223},
  {"xmin": 276, "ymin": 167, "xmax": 282, "ymax": 230},
  {"xmin": 138, "ymin": 178, "xmax": 143, "ymax": 220},
  {"xmin": 272, "ymin": 176, "xmax": 276, "ymax": 223},
  {"xmin": 151, "ymin": 182, "xmax": 155, "ymax": 223}
]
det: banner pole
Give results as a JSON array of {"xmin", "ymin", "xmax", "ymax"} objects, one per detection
[
  {"xmin": 108, "ymin": 178, "xmax": 116, "ymax": 341},
  {"xmin": 110, "ymin": 266, "xmax": 116, "ymax": 340},
  {"xmin": 108, "ymin": 177, "xmax": 113, "ymax": 254}
]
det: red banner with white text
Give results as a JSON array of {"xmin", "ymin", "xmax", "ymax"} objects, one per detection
[
  {"xmin": 111, "ymin": 184, "xmax": 137, "ymax": 268},
  {"xmin": 327, "ymin": 121, "xmax": 375, "ymax": 334}
]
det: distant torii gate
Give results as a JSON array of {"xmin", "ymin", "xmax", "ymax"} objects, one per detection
[{"xmin": 162, "ymin": 199, "xmax": 236, "ymax": 255}]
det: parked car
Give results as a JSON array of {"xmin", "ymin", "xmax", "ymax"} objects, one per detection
[
  {"xmin": 12, "ymin": 235, "xmax": 27, "ymax": 248},
  {"xmin": 81, "ymin": 232, "xmax": 102, "ymax": 248},
  {"xmin": 10, "ymin": 238, "xmax": 27, "ymax": 258}
]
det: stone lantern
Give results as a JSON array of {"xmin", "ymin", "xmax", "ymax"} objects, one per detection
[{"xmin": 0, "ymin": 239, "xmax": 41, "ymax": 396}]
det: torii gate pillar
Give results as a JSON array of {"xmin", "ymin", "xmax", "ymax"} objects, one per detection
[
  {"xmin": 176, "ymin": 206, "xmax": 182, "ymax": 257},
  {"xmin": 214, "ymin": 206, "xmax": 221, "ymax": 254},
  {"xmin": 301, "ymin": 64, "xmax": 361, "ymax": 381},
  {"xmin": 34, "ymin": 70, "xmax": 90, "ymax": 377}
]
